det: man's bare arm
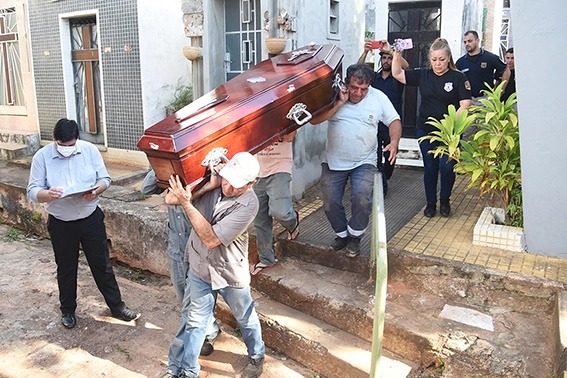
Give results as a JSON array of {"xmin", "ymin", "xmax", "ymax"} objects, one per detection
[
  {"xmin": 167, "ymin": 175, "xmax": 222, "ymax": 249},
  {"xmin": 383, "ymin": 119, "xmax": 402, "ymax": 164}
]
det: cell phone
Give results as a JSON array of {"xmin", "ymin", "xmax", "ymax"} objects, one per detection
[
  {"xmin": 369, "ymin": 41, "xmax": 385, "ymax": 49},
  {"xmin": 393, "ymin": 38, "xmax": 413, "ymax": 51}
]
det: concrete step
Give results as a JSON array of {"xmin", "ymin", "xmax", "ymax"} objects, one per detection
[
  {"xmin": 215, "ymin": 286, "xmax": 416, "ymax": 378},
  {"xmin": 0, "ymin": 131, "xmax": 40, "ymax": 161},
  {"xmin": 0, "ymin": 142, "xmax": 28, "ymax": 161},
  {"xmin": 247, "ymin": 254, "xmax": 558, "ymax": 377},
  {"xmin": 249, "ymin": 258, "xmax": 438, "ymax": 366},
  {"xmin": 396, "ymin": 138, "xmax": 422, "ymax": 168}
]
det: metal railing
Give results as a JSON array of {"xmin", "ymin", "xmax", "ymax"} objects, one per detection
[{"xmin": 369, "ymin": 172, "xmax": 388, "ymax": 378}]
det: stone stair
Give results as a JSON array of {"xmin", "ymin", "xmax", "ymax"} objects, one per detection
[
  {"xmin": 216, "ymin": 234, "xmax": 559, "ymax": 377},
  {"xmin": 0, "ymin": 130, "xmax": 40, "ymax": 161}
]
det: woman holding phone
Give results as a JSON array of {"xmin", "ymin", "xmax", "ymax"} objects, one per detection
[{"xmin": 391, "ymin": 38, "xmax": 471, "ymax": 218}]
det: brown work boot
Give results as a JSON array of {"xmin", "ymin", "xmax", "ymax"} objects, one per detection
[{"xmin": 242, "ymin": 357, "xmax": 264, "ymax": 378}]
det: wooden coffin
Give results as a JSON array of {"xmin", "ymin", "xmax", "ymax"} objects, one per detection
[{"xmin": 137, "ymin": 43, "xmax": 344, "ymax": 188}]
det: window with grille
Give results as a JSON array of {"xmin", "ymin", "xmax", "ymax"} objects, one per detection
[
  {"xmin": 0, "ymin": 7, "xmax": 24, "ymax": 107},
  {"xmin": 329, "ymin": 0, "xmax": 340, "ymax": 39}
]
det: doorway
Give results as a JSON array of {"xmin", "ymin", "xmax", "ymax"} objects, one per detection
[
  {"xmin": 388, "ymin": 2, "xmax": 441, "ymax": 138},
  {"xmin": 69, "ymin": 16, "xmax": 104, "ymax": 145},
  {"xmin": 224, "ymin": 0, "xmax": 263, "ymax": 81}
]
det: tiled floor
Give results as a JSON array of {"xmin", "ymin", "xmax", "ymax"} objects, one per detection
[{"xmin": 292, "ymin": 169, "xmax": 567, "ymax": 283}]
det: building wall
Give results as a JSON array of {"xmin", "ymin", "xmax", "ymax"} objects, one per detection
[
  {"xmin": 203, "ymin": 0, "xmax": 225, "ymax": 92},
  {"xmin": 511, "ymin": 1, "xmax": 567, "ymax": 257},
  {"xmin": 28, "ymin": 0, "xmax": 144, "ymax": 149},
  {"xmin": 138, "ymin": 0, "xmax": 190, "ymax": 127}
]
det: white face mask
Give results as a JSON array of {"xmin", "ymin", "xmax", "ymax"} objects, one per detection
[{"xmin": 57, "ymin": 145, "xmax": 76, "ymax": 157}]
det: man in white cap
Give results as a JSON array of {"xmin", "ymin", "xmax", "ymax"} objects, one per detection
[{"xmin": 165, "ymin": 151, "xmax": 265, "ymax": 378}]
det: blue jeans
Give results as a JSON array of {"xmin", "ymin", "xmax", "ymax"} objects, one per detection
[
  {"xmin": 253, "ymin": 173, "xmax": 297, "ymax": 265},
  {"xmin": 417, "ymin": 128, "xmax": 456, "ymax": 203},
  {"xmin": 176, "ymin": 273, "xmax": 265, "ymax": 377},
  {"xmin": 169, "ymin": 256, "xmax": 189, "ymax": 303},
  {"xmin": 166, "ymin": 205, "xmax": 192, "ymax": 303},
  {"xmin": 320, "ymin": 163, "xmax": 376, "ymax": 238},
  {"xmin": 167, "ymin": 272, "xmax": 220, "ymax": 375}
]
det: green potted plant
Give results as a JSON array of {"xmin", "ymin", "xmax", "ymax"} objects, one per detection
[
  {"xmin": 165, "ymin": 84, "xmax": 193, "ymax": 116},
  {"xmin": 418, "ymin": 82, "xmax": 524, "ymax": 250}
]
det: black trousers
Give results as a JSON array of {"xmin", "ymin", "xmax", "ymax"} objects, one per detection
[
  {"xmin": 377, "ymin": 125, "xmax": 395, "ymax": 187},
  {"xmin": 47, "ymin": 207, "xmax": 124, "ymax": 314}
]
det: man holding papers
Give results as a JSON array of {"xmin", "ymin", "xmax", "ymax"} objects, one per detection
[{"xmin": 27, "ymin": 118, "xmax": 140, "ymax": 329}]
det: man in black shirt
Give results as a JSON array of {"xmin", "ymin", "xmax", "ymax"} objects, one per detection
[
  {"xmin": 358, "ymin": 41, "xmax": 408, "ymax": 195},
  {"xmin": 501, "ymin": 48, "xmax": 516, "ymax": 102},
  {"xmin": 456, "ymin": 30, "xmax": 506, "ymax": 100}
]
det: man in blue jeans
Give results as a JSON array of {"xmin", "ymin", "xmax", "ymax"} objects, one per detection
[
  {"xmin": 166, "ymin": 152, "xmax": 265, "ymax": 378},
  {"xmin": 141, "ymin": 170, "xmax": 220, "ymax": 358},
  {"xmin": 311, "ymin": 64, "xmax": 402, "ymax": 257}
]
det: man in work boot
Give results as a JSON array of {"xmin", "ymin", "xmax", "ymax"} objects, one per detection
[
  {"xmin": 141, "ymin": 169, "xmax": 221, "ymax": 359},
  {"xmin": 165, "ymin": 152, "xmax": 265, "ymax": 378}
]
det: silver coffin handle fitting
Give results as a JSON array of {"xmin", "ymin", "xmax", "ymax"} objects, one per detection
[
  {"xmin": 286, "ymin": 103, "xmax": 312, "ymax": 126},
  {"xmin": 201, "ymin": 147, "xmax": 229, "ymax": 173}
]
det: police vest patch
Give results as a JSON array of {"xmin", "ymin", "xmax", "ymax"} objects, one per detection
[
  {"xmin": 481, "ymin": 62, "xmax": 488, "ymax": 69},
  {"xmin": 444, "ymin": 82, "xmax": 453, "ymax": 92}
]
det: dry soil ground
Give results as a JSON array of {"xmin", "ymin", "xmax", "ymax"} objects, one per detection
[{"xmin": 0, "ymin": 224, "xmax": 314, "ymax": 378}]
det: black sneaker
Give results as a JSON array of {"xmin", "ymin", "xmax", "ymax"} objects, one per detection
[
  {"xmin": 111, "ymin": 306, "xmax": 141, "ymax": 321},
  {"xmin": 242, "ymin": 357, "xmax": 264, "ymax": 378},
  {"xmin": 200, "ymin": 329, "xmax": 221, "ymax": 356},
  {"xmin": 345, "ymin": 238, "xmax": 361, "ymax": 258},
  {"xmin": 331, "ymin": 236, "xmax": 349, "ymax": 251},
  {"xmin": 424, "ymin": 202, "xmax": 436, "ymax": 218},
  {"xmin": 440, "ymin": 199, "xmax": 451, "ymax": 217}
]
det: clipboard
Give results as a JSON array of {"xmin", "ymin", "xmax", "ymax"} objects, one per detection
[{"xmin": 62, "ymin": 185, "xmax": 100, "ymax": 198}]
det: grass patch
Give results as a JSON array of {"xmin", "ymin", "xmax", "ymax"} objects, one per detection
[{"xmin": 4, "ymin": 226, "xmax": 22, "ymax": 242}]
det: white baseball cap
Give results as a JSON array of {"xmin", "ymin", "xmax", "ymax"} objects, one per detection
[{"xmin": 219, "ymin": 152, "xmax": 260, "ymax": 188}]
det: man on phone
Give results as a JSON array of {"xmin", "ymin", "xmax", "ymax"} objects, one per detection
[{"xmin": 358, "ymin": 40, "xmax": 408, "ymax": 196}]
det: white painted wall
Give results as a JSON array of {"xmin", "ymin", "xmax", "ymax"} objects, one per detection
[
  {"xmin": 138, "ymin": 0, "xmax": 191, "ymax": 127},
  {"xmin": 511, "ymin": 1, "xmax": 567, "ymax": 257},
  {"xmin": 440, "ymin": 0, "xmax": 467, "ymax": 56},
  {"xmin": 203, "ymin": 0, "xmax": 225, "ymax": 92}
]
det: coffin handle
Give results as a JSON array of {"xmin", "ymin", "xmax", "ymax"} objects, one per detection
[
  {"xmin": 286, "ymin": 103, "xmax": 312, "ymax": 126},
  {"xmin": 201, "ymin": 147, "xmax": 229, "ymax": 172}
]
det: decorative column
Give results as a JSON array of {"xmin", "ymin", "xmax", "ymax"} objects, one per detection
[{"xmin": 182, "ymin": 0, "xmax": 204, "ymax": 97}]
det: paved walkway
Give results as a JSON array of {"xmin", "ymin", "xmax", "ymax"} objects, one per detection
[{"xmin": 289, "ymin": 167, "xmax": 567, "ymax": 283}]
